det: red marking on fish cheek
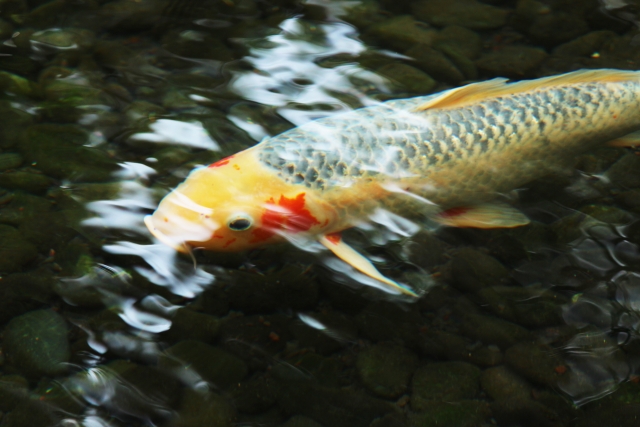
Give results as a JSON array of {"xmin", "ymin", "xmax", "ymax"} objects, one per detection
[
  {"xmin": 440, "ymin": 207, "xmax": 469, "ymax": 218},
  {"xmin": 223, "ymin": 238, "xmax": 236, "ymax": 248},
  {"xmin": 209, "ymin": 155, "xmax": 235, "ymax": 168},
  {"xmin": 249, "ymin": 193, "xmax": 320, "ymax": 243},
  {"xmin": 325, "ymin": 232, "xmax": 341, "ymax": 244},
  {"xmin": 250, "ymin": 227, "xmax": 273, "ymax": 243}
]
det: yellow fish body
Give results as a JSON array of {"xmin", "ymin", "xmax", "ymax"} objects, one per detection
[{"xmin": 145, "ymin": 69, "xmax": 640, "ymax": 296}]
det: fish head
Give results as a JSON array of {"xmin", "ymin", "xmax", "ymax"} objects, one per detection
[{"xmin": 145, "ymin": 149, "xmax": 335, "ymax": 252}]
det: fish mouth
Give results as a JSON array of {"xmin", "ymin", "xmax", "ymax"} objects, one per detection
[{"xmin": 144, "ymin": 215, "xmax": 190, "ymax": 253}]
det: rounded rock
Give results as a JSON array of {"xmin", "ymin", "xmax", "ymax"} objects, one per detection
[
  {"xmin": 3, "ymin": 309, "xmax": 70, "ymax": 378},
  {"xmin": 357, "ymin": 343, "xmax": 419, "ymax": 398}
]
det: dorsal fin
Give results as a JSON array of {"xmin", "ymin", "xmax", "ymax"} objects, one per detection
[{"xmin": 415, "ymin": 68, "xmax": 640, "ymax": 111}]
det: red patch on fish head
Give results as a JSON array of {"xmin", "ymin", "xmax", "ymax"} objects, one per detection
[
  {"xmin": 209, "ymin": 155, "xmax": 235, "ymax": 168},
  {"xmin": 250, "ymin": 193, "xmax": 321, "ymax": 243}
]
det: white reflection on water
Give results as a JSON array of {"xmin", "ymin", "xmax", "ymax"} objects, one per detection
[
  {"xmin": 229, "ymin": 17, "xmax": 389, "ymax": 127},
  {"xmin": 129, "ymin": 119, "xmax": 220, "ymax": 150},
  {"xmin": 104, "ymin": 241, "xmax": 214, "ymax": 298}
]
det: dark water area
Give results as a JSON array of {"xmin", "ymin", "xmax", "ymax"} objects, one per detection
[{"xmin": 1, "ymin": 0, "xmax": 640, "ymax": 426}]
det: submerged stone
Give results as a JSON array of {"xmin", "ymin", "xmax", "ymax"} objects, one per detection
[
  {"xmin": 365, "ymin": 15, "xmax": 438, "ymax": 52},
  {"xmin": 278, "ymin": 416, "xmax": 325, "ymax": 427},
  {"xmin": 0, "ymin": 152, "xmax": 24, "ymax": 171},
  {"xmin": 491, "ymin": 397, "xmax": 561, "ymax": 427},
  {"xmin": 0, "ymin": 105, "xmax": 33, "ymax": 149},
  {"xmin": 504, "ymin": 341, "xmax": 567, "ymax": 387},
  {"xmin": 434, "ymin": 25, "xmax": 482, "ymax": 60},
  {"xmin": 411, "ymin": 361, "xmax": 481, "ymax": 410},
  {"xmin": 340, "ymin": 0, "xmax": 386, "ymax": 30},
  {"xmin": 528, "ymin": 12, "xmax": 589, "ymax": 47},
  {"xmin": 0, "ymin": 224, "xmax": 38, "ymax": 273},
  {"xmin": 376, "ymin": 63, "xmax": 436, "ymax": 94},
  {"xmin": 420, "ymin": 330, "xmax": 504, "ymax": 367},
  {"xmin": 3, "ymin": 309, "xmax": 70, "ymax": 378},
  {"xmin": 171, "ymin": 389, "xmax": 236, "ymax": 427},
  {"xmin": 476, "ymin": 45, "xmax": 548, "ymax": 78},
  {"xmin": 23, "ymin": 124, "xmax": 116, "ymax": 182},
  {"xmin": 231, "ymin": 375, "xmax": 280, "ymax": 414},
  {"xmin": 163, "ymin": 308, "xmax": 220, "ymax": 343},
  {"xmin": 451, "ymin": 247, "xmax": 509, "ymax": 292},
  {"xmin": 412, "ymin": 0, "xmax": 509, "ymax": 30},
  {"xmin": 405, "ymin": 43, "xmax": 465, "ymax": 84},
  {"xmin": 409, "ymin": 400, "xmax": 490, "ymax": 427},
  {"xmin": 0, "ymin": 170, "xmax": 53, "ymax": 194},
  {"xmin": 1, "ymin": 399, "xmax": 60, "ymax": 427},
  {"xmin": 30, "ymin": 28, "xmax": 95, "ymax": 52},
  {"xmin": 277, "ymin": 382, "xmax": 399, "ymax": 427},
  {"xmin": 356, "ymin": 343, "xmax": 418, "ymax": 398},
  {"xmin": 553, "ymin": 30, "xmax": 617, "ymax": 57},
  {"xmin": 457, "ymin": 312, "xmax": 533, "ymax": 350},
  {"xmin": 480, "ymin": 365, "xmax": 533, "ymax": 401},
  {"xmin": 0, "ymin": 375, "xmax": 28, "ymax": 412},
  {"xmin": 0, "ymin": 71, "xmax": 35, "ymax": 97},
  {"xmin": 159, "ymin": 340, "xmax": 248, "ymax": 390}
]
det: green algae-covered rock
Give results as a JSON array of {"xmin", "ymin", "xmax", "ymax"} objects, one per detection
[
  {"xmin": 159, "ymin": 340, "xmax": 248, "ymax": 390},
  {"xmin": 451, "ymin": 247, "xmax": 509, "ymax": 292},
  {"xmin": 480, "ymin": 365, "xmax": 533, "ymax": 401},
  {"xmin": 1, "ymin": 399, "xmax": 60, "ymax": 427},
  {"xmin": 434, "ymin": 25, "xmax": 482, "ymax": 60},
  {"xmin": 457, "ymin": 312, "xmax": 533, "ymax": 350},
  {"xmin": 231, "ymin": 375, "xmax": 280, "ymax": 414},
  {"xmin": 0, "ymin": 153, "xmax": 23, "ymax": 171},
  {"xmin": 23, "ymin": 124, "xmax": 116, "ymax": 182},
  {"xmin": 0, "ymin": 170, "xmax": 54, "ymax": 193},
  {"xmin": 412, "ymin": 0, "xmax": 509, "ymax": 30},
  {"xmin": 409, "ymin": 400, "xmax": 490, "ymax": 427},
  {"xmin": 474, "ymin": 286, "xmax": 566, "ymax": 328},
  {"xmin": 376, "ymin": 63, "xmax": 436, "ymax": 94},
  {"xmin": 0, "ymin": 224, "xmax": 37, "ymax": 272},
  {"xmin": 411, "ymin": 362, "xmax": 481, "ymax": 410},
  {"xmin": 490, "ymin": 397, "xmax": 561, "ymax": 427},
  {"xmin": 3, "ymin": 309, "xmax": 70, "ymax": 378},
  {"xmin": 365, "ymin": 15, "xmax": 437, "ymax": 52},
  {"xmin": 277, "ymin": 382, "xmax": 399, "ymax": 427},
  {"xmin": 357, "ymin": 343, "xmax": 418, "ymax": 398},
  {"xmin": 0, "ymin": 375, "xmax": 28, "ymax": 412},
  {"xmin": 171, "ymin": 389, "xmax": 236, "ymax": 427},
  {"xmin": 504, "ymin": 341, "xmax": 566, "ymax": 387},
  {"xmin": 164, "ymin": 308, "xmax": 220, "ymax": 343},
  {"xmin": 405, "ymin": 43, "xmax": 465, "ymax": 84},
  {"xmin": 0, "ymin": 104, "xmax": 34, "ymax": 149},
  {"xmin": 476, "ymin": 45, "xmax": 548, "ymax": 78},
  {"xmin": 278, "ymin": 416, "xmax": 325, "ymax": 427}
]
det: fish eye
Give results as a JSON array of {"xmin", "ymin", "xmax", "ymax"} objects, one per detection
[{"xmin": 227, "ymin": 214, "xmax": 253, "ymax": 231}]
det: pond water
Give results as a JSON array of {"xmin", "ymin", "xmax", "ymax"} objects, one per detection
[{"xmin": 1, "ymin": 0, "xmax": 640, "ymax": 426}]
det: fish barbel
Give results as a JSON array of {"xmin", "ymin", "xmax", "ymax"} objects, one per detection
[{"xmin": 145, "ymin": 69, "xmax": 640, "ymax": 296}]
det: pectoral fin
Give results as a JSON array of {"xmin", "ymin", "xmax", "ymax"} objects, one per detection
[
  {"xmin": 607, "ymin": 131, "xmax": 640, "ymax": 147},
  {"xmin": 436, "ymin": 202, "xmax": 529, "ymax": 228},
  {"xmin": 319, "ymin": 233, "xmax": 418, "ymax": 297}
]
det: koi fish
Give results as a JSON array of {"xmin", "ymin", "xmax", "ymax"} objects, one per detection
[{"xmin": 145, "ymin": 69, "xmax": 640, "ymax": 297}]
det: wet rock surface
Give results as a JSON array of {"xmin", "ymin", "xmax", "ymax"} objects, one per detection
[
  {"xmin": 3, "ymin": 309, "xmax": 69, "ymax": 378},
  {"xmin": 356, "ymin": 343, "xmax": 418, "ymax": 398}
]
